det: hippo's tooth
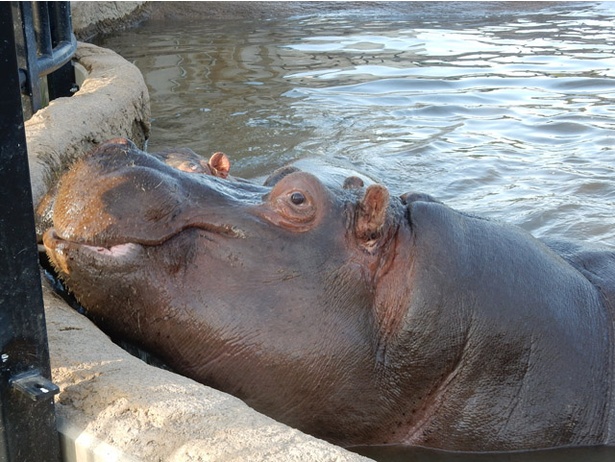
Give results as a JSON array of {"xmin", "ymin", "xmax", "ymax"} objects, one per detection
[
  {"xmin": 229, "ymin": 226, "xmax": 246, "ymax": 239},
  {"xmin": 86, "ymin": 242, "xmax": 140, "ymax": 257}
]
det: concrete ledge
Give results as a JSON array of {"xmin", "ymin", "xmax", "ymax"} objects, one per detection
[{"xmin": 71, "ymin": 2, "xmax": 149, "ymax": 41}]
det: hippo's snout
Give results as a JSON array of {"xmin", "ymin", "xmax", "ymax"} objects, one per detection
[{"xmin": 50, "ymin": 141, "xmax": 260, "ymax": 250}]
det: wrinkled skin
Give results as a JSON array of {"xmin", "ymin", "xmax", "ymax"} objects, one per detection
[{"xmin": 43, "ymin": 139, "xmax": 615, "ymax": 452}]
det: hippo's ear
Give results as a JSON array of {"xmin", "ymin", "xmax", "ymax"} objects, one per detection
[
  {"xmin": 208, "ymin": 152, "xmax": 230, "ymax": 178},
  {"xmin": 355, "ymin": 184, "xmax": 390, "ymax": 251}
]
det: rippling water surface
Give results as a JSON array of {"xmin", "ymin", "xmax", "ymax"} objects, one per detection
[{"xmin": 99, "ymin": 1, "xmax": 615, "ymax": 245}]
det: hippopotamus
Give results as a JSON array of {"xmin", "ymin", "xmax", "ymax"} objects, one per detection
[
  {"xmin": 153, "ymin": 147, "xmax": 230, "ymax": 178},
  {"xmin": 42, "ymin": 139, "xmax": 615, "ymax": 452}
]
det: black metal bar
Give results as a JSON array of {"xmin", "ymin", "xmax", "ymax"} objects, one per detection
[
  {"xmin": 17, "ymin": 1, "xmax": 77, "ymax": 113},
  {"xmin": 35, "ymin": 2, "xmax": 53, "ymax": 57},
  {"xmin": 19, "ymin": 2, "xmax": 42, "ymax": 112},
  {"xmin": 47, "ymin": 2, "xmax": 78, "ymax": 100},
  {"xmin": 0, "ymin": 3, "xmax": 61, "ymax": 462},
  {"xmin": 48, "ymin": 60, "xmax": 77, "ymax": 101},
  {"xmin": 49, "ymin": 2, "xmax": 73, "ymax": 45},
  {"xmin": 34, "ymin": 2, "xmax": 77, "ymax": 76}
]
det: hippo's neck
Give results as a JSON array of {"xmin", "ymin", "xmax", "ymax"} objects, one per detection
[{"xmin": 385, "ymin": 211, "xmax": 613, "ymax": 451}]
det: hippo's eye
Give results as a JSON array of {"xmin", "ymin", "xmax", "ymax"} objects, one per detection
[
  {"xmin": 259, "ymin": 171, "xmax": 324, "ymax": 231},
  {"xmin": 290, "ymin": 191, "xmax": 305, "ymax": 205}
]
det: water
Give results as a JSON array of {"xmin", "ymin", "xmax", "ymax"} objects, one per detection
[
  {"xmin": 98, "ymin": 2, "xmax": 615, "ymax": 246},
  {"xmin": 94, "ymin": 4, "xmax": 615, "ymax": 460}
]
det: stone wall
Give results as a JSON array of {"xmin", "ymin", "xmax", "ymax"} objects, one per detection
[{"xmin": 71, "ymin": 1, "xmax": 149, "ymax": 41}]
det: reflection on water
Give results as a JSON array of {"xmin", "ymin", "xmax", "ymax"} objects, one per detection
[
  {"xmin": 96, "ymin": 3, "xmax": 615, "ymax": 461},
  {"xmin": 99, "ymin": 2, "xmax": 615, "ymax": 246}
]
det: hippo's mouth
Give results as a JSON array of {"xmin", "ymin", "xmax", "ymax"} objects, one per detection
[
  {"xmin": 45, "ymin": 218, "xmax": 245, "ymax": 249},
  {"xmin": 43, "ymin": 229, "xmax": 147, "ymax": 275},
  {"xmin": 43, "ymin": 221, "xmax": 245, "ymax": 274},
  {"xmin": 45, "ymin": 229, "xmax": 143, "ymax": 257}
]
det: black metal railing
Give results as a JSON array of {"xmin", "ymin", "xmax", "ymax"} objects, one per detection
[
  {"xmin": 14, "ymin": 1, "xmax": 78, "ymax": 116},
  {"xmin": 0, "ymin": 2, "xmax": 65, "ymax": 461}
]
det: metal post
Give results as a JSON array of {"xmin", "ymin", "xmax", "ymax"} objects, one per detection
[
  {"xmin": 16, "ymin": 1, "xmax": 77, "ymax": 114},
  {"xmin": 18, "ymin": 2, "xmax": 43, "ymax": 112},
  {"xmin": 47, "ymin": 2, "xmax": 77, "ymax": 100},
  {"xmin": 0, "ymin": 3, "xmax": 61, "ymax": 462}
]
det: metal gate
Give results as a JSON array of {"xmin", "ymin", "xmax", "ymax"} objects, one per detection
[{"xmin": 0, "ymin": 2, "xmax": 77, "ymax": 461}]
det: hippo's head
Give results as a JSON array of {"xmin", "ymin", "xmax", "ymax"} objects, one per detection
[
  {"xmin": 43, "ymin": 138, "xmax": 416, "ymax": 444},
  {"xmin": 43, "ymin": 139, "xmax": 611, "ymax": 451}
]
